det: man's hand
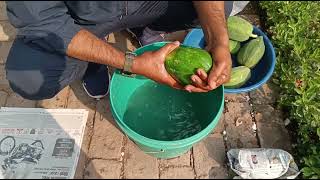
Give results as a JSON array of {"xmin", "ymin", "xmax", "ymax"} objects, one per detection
[
  {"xmin": 206, "ymin": 45, "xmax": 232, "ymax": 89},
  {"xmin": 184, "ymin": 45, "xmax": 232, "ymax": 92},
  {"xmin": 131, "ymin": 41, "xmax": 183, "ymax": 90},
  {"xmin": 191, "ymin": 1, "xmax": 232, "ymax": 91}
]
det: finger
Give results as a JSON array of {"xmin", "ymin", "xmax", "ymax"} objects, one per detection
[
  {"xmin": 185, "ymin": 85, "xmax": 208, "ymax": 93},
  {"xmin": 166, "ymin": 75, "xmax": 184, "ymax": 90},
  {"xmin": 196, "ymin": 69, "xmax": 208, "ymax": 81},
  {"xmin": 208, "ymin": 65, "xmax": 225, "ymax": 89},
  {"xmin": 158, "ymin": 41, "xmax": 180, "ymax": 58},
  {"xmin": 216, "ymin": 74, "xmax": 228, "ymax": 87},
  {"xmin": 191, "ymin": 75, "xmax": 210, "ymax": 90}
]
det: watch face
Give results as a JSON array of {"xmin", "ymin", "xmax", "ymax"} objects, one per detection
[
  {"xmin": 126, "ymin": 51, "xmax": 137, "ymax": 56},
  {"xmin": 124, "ymin": 51, "xmax": 136, "ymax": 73}
]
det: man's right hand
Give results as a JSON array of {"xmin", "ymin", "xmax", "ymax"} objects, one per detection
[
  {"xmin": 132, "ymin": 41, "xmax": 213, "ymax": 93},
  {"xmin": 67, "ymin": 29, "xmax": 211, "ymax": 92},
  {"xmin": 131, "ymin": 41, "xmax": 184, "ymax": 90}
]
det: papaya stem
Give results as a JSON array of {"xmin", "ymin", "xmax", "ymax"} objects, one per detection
[{"xmin": 250, "ymin": 34, "xmax": 258, "ymax": 38}]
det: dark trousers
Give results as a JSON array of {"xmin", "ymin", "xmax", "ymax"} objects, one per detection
[{"xmin": 5, "ymin": 1, "xmax": 233, "ymax": 100}]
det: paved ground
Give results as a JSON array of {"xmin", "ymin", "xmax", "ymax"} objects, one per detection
[{"xmin": 0, "ymin": 2, "xmax": 292, "ymax": 179}]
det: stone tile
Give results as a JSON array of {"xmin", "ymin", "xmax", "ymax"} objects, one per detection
[
  {"xmin": 68, "ymin": 82, "xmax": 97, "ymax": 133},
  {"xmin": 257, "ymin": 122, "xmax": 292, "ymax": 152},
  {"xmin": 88, "ymin": 100, "xmax": 123, "ymax": 160},
  {"xmin": 95, "ymin": 96, "xmax": 118, "ymax": 127},
  {"xmin": 237, "ymin": 1, "xmax": 258, "ymax": 15},
  {"xmin": 0, "ymin": 90, "xmax": 8, "ymax": 106},
  {"xmin": 160, "ymin": 167, "xmax": 194, "ymax": 179},
  {"xmin": 68, "ymin": 83, "xmax": 98, "ymax": 128},
  {"xmin": 211, "ymin": 115, "xmax": 225, "ymax": 134},
  {"xmin": 84, "ymin": 159, "xmax": 122, "ymax": 179},
  {"xmin": 224, "ymin": 102, "xmax": 259, "ymax": 149},
  {"xmin": 67, "ymin": 82, "xmax": 98, "ymax": 178},
  {"xmin": 238, "ymin": 14, "xmax": 261, "ymax": 28},
  {"xmin": 5, "ymin": 93, "xmax": 36, "ymax": 108},
  {"xmin": 0, "ymin": 65, "xmax": 9, "ymax": 91},
  {"xmin": 37, "ymin": 87, "xmax": 70, "ymax": 108},
  {"xmin": 68, "ymin": 81, "xmax": 97, "ymax": 110},
  {"xmin": 0, "ymin": 21, "xmax": 17, "ymax": 41},
  {"xmin": 253, "ymin": 104, "xmax": 284, "ymax": 125},
  {"xmin": 107, "ymin": 31, "xmax": 138, "ymax": 52},
  {"xmin": 0, "ymin": 41, "xmax": 12, "ymax": 64},
  {"xmin": 193, "ymin": 133, "xmax": 226, "ymax": 178},
  {"xmin": 0, "ymin": 79, "xmax": 8, "ymax": 91},
  {"xmin": 124, "ymin": 139, "xmax": 159, "ymax": 179},
  {"xmin": 224, "ymin": 93, "xmax": 249, "ymax": 103},
  {"xmin": 0, "ymin": 65, "xmax": 5, "ymax": 79},
  {"xmin": 249, "ymin": 82, "xmax": 280, "ymax": 105},
  {"xmin": 159, "ymin": 150, "xmax": 191, "ymax": 168},
  {"xmin": 0, "ymin": 2, "xmax": 8, "ymax": 21},
  {"xmin": 208, "ymin": 166, "xmax": 229, "ymax": 179}
]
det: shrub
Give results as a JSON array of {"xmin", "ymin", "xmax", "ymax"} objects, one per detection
[{"xmin": 259, "ymin": 1, "xmax": 320, "ymax": 179}]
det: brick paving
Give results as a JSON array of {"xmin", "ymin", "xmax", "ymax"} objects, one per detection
[{"xmin": 0, "ymin": 2, "xmax": 292, "ymax": 179}]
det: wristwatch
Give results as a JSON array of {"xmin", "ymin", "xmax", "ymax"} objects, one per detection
[{"xmin": 123, "ymin": 51, "xmax": 137, "ymax": 74}]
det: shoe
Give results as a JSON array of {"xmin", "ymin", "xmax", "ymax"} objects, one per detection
[
  {"xmin": 127, "ymin": 27, "xmax": 166, "ymax": 46},
  {"xmin": 82, "ymin": 64, "xmax": 110, "ymax": 100}
]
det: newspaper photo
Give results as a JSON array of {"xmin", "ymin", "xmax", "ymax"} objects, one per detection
[{"xmin": 0, "ymin": 107, "xmax": 88, "ymax": 179}]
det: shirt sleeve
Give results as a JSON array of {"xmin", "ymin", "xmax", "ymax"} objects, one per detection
[{"xmin": 6, "ymin": 1, "xmax": 82, "ymax": 54}]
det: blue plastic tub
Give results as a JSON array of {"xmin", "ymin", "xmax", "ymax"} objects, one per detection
[{"xmin": 183, "ymin": 27, "xmax": 276, "ymax": 93}]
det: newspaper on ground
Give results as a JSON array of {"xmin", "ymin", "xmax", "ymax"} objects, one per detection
[
  {"xmin": 0, "ymin": 107, "xmax": 88, "ymax": 179},
  {"xmin": 227, "ymin": 148, "xmax": 301, "ymax": 179}
]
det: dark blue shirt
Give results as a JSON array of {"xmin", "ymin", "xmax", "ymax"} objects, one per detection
[{"xmin": 6, "ymin": 1, "xmax": 161, "ymax": 54}]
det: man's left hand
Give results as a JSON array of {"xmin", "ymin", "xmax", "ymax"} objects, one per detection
[
  {"xmin": 206, "ymin": 45, "xmax": 232, "ymax": 89},
  {"xmin": 184, "ymin": 45, "xmax": 232, "ymax": 92}
]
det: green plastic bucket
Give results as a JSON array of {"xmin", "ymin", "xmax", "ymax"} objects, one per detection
[{"xmin": 109, "ymin": 42, "xmax": 224, "ymax": 159}]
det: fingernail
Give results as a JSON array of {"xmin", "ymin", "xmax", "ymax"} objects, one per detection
[
  {"xmin": 173, "ymin": 41, "xmax": 180, "ymax": 45},
  {"xmin": 191, "ymin": 76, "xmax": 196, "ymax": 82},
  {"xmin": 199, "ymin": 71, "xmax": 204, "ymax": 77},
  {"xmin": 209, "ymin": 82, "xmax": 216, "ymax": 89},
  {"xmin": 185, "ymin": 87, "xmax": 191, "ymax": 93}
]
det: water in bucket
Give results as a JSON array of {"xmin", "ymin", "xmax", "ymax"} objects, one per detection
[{"xmin": 123, "ymin": 81, "xmax": 205, "ymax": 141}]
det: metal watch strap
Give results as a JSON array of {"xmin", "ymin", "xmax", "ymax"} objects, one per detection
[{"xmin": 123, "ymin": 51, "xmax": 136, "ymax": 73}]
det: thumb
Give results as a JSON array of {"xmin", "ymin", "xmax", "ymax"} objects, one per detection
[
  {"xmin": 208, "ymin": 64, "xmax": 224, "ymax": 89},
  {"xmin": 158, "ymin": 41, "xmax": 180, "ymax": 57}
]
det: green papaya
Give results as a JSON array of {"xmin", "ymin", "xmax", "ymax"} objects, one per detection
[
  {"xmin": 229, "ymin": 40, "xmax": 241, "ymax": 54},
  {"xmin": 227, "ymin": 16, "xmax": 258, "ymax": 42},
  {"xmin": 165, "ymin": 46, "xmax": 213, "ymax": 85},
  {"xmin": 224, "ymin": 66, "xmax": 251, "ymax": 88},
  {"xmin": 237, "ymin": 36, "xmax": 265, "ymax": 68}
]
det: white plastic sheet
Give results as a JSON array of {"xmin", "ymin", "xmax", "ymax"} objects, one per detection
[{"xmin": 227, "ymin": 148, "xmax": 300, "ymax": 179}]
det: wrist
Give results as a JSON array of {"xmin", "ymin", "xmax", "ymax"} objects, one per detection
[
  {"xmin": 123, "ymin": 51, "xmax": 136, "ymax": 73},
  {"xmin": 131, "ymin": 56, "xmax": 141, "ymax": 75},
  {"xmin": 203, "ymin": 28, "xmax": 228, "ymax": 48}
]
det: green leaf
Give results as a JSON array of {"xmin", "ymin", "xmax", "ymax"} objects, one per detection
[
  {"xmin": 310, "ymin": 167, "xmax": 320, "ymax": 176},
  {"xmin": 317, "ymin": 128, "xmax": 320, "ymax": 138},
  {"xmin": 294, "ymin": 88, "xmax": 303, "ymax": 94},
  {"xmin": 302, "ymin": 167, "xmax": 315, "ymax": 177}
]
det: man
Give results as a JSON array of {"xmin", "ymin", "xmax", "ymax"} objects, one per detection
[{"xmin": 5, "ymin": 1, "xmax": 237, "ymax": 100}]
